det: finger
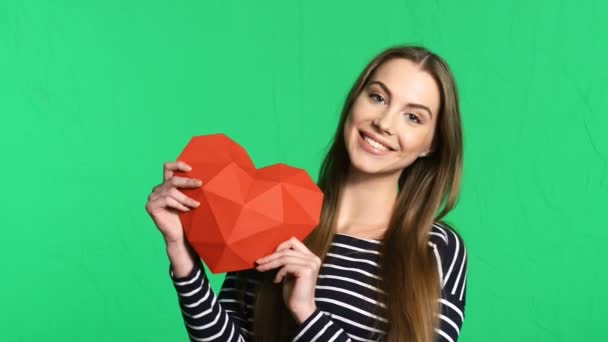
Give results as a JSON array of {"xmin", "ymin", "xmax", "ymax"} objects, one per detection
[
  {"xmin": 274, "ymin": 263, "xmax": 317, "ymax": 283},
  {"xmin": 256, "ymin": 249, "xmax": 304, "ymax": 264},
  {"xmin": 148, "ymin": 196, "xmax": 190, "ymax": 212},
  {"xmin": 151, "ymin": 176, "xmax": 200, "ymax": 200},
  {"xmin": 256, "ymin": 255, "xmax": 309, "ymax": 271},
  {"xmin": 273, "ymin": 241, "xmax": 322, "ymax": 270},
  {"xmin": 148, "ymin": 191, "xmax": 160, "ymax": 202},
  {"xmin": 168, "ymin": 188, "xmax": 200, "ymax": 208},
  {"xmin": 167, "ymin": 176, "xmax": 203, "ymax": 189},
  {"xmin": 148, "ymin": 183, "xmax": 165, "ymax": 201},
  {"xmin": 275, "ymin": 237, "xmax": 315, "ymax": 256},
  {"xmin": 162, "ymin": 196, "xmax": 191, "ymax": 212},
  {"xmin": 164, "ymin": 160, "xmax": 192, "ymax": 180}
]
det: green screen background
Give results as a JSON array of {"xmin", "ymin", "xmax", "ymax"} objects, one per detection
[{"xmin": 2, "ymin": 0, "xmax": 606, "ymax": 341}]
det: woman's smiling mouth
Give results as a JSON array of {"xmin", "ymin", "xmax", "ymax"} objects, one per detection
[{"xmin": 358, "ymin": 130, "xmax": 396, "ymax": 154}]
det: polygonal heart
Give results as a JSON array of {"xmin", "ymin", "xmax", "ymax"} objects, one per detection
[{"xmin": 173, "ymin": 134, "xmax": 324, "ymax": 274}]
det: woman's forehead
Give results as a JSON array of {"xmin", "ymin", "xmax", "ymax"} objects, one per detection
[{"xmin": 368, "ymin": 59, "xmax": 440, "ymax": 115}]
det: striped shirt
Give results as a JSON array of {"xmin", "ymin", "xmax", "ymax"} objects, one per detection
[{"xmin": 169, "ymin": 222, "xmax": 468, "ymax": 341}]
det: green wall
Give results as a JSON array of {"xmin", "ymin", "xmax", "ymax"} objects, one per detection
[{"xmin": 2, "ymin": 0, "xmax": 606, "ymax": 340}]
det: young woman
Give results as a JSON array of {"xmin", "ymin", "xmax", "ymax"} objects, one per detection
[{"xmin": 146, "ymin": 45, "xmax": 468, "ymax": 341}]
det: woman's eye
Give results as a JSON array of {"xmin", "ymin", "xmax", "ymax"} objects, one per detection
[
  {"xmin": 407, "ymin": 113, "xmax": 421, "ymax": 124},
  {"xmin": 369, "ymin": 93, "xmax": 385, "ymax": 104}
]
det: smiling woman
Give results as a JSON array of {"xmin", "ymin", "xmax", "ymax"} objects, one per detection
[
  {"xmin": 148, "ymin": 45, "xmax": 467, "ymax": 342},
  {"xmin": 345, "ymin": 58, "xmax": 440, "ymax": 175}
]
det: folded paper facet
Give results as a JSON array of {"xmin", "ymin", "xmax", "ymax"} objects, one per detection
[{"xmin": 173, "ymin": 134, "xmax": 324, "ymax": 274}]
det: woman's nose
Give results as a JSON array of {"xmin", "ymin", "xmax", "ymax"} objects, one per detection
[{"xmin": 372, "ymin": 112, "xmax": 395, "ymax": 135}]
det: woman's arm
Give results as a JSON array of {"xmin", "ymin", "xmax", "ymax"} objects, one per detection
[
  {"xmin": 289, "ymin": 309, "xmax": 354, "ymax": 342},
  {"xmin": 254, "ymin": 237, "xmax": 357, "ymax": 341},
  {"xmin": 432, "ymin": 224, "xmax": 468, "ymax": 342},
  {"xmin": 167, "ymin": 242, "xmax": 252, "ymax": 341}
]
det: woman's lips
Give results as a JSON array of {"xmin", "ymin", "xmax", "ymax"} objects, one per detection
[{"xmin": 358, "ymin": 131, "xmax": 393, "ymax": 155}]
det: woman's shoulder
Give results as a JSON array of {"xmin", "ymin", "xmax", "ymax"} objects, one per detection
[
  {"xmin": 430, "ymin": 220, "xmax": 467, "ymax": 251},
  {"xmin": 429, "ymin": 221, "xmax": 468, "ymax": 290}
]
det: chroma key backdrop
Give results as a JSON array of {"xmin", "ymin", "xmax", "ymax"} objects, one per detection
[{"xmin": 1, "ymin": 0, "xmax": 606, "ymax": 341}]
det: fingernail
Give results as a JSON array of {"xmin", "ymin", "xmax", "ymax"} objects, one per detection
[
  {"xmin": 187, "ymin": 166, "xmax": 192, "ymax": 171},
  {"xmin": 194, "ymin": 201, "xmax": 200, "ymax": 207}
]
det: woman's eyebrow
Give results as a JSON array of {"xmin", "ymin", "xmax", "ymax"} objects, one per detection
[
  {"xmin": 367, "ymin": 80, "xmax": 433, "ymax": 119},
  {"xmin": 408, "ymin": 103, "xmax": 433, "ymax": 119},
  {"xmin": 368, "ymin": 80, "xmax": 393, "ymax": 99}
]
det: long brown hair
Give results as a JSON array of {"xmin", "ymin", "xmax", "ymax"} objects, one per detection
[{"xmin": 246, "ymin": 45, "xmax": 463, "ymax": 341}]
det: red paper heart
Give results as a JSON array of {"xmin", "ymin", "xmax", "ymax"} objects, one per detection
[{"xmin": 173, "ymin": 134, "xmax": 324, "ymax": 274}]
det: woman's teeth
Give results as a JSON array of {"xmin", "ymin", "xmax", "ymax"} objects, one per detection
[{"xmin": 363, "ymin": 135, "xmax": 389, "ymax": 151}]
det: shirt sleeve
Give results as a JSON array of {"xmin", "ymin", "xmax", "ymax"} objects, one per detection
[
  {"xmin": 169, "ymin": 259, "xmax": 253, "ymax": 341},
  {"xmin": 431, "ymin": 224, "xmax": 469, "ymax": 342},
  {"xmin": 289, "ymin": 309, "xmax": 354, "ymax": 342}
]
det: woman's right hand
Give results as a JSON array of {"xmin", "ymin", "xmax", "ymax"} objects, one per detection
[{"xmin": 145, "ymin": 160, "xmax": 202, "ymax": 245}]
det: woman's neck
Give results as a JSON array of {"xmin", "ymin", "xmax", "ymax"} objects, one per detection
[{"xmin": 335, "ymin": 168, "xmax": 400, "ymax": 239}]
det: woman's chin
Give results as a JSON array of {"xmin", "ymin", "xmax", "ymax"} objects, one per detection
[{"xmin": 348, "ymin": 158, "xmax": 390, "ymax": 176}]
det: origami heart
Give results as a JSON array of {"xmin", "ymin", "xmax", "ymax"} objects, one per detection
[{"xmin": 173, "ymin": 134, "xmax": 324, "ymax": 274}]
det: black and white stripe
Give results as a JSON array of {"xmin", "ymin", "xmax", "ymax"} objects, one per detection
[{"xmin": 170, "ymin": 222, "xmax": 468, "ymax": 341}]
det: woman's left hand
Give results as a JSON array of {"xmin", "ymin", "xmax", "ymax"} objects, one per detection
[{"xmin": 255, "ymin": 237, "xmax": 321, "ymax": 324}]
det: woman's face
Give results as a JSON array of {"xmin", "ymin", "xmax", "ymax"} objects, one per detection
[{"xmin": 344, "ymin": 58, "xmax": 440, "ymax": 176}]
